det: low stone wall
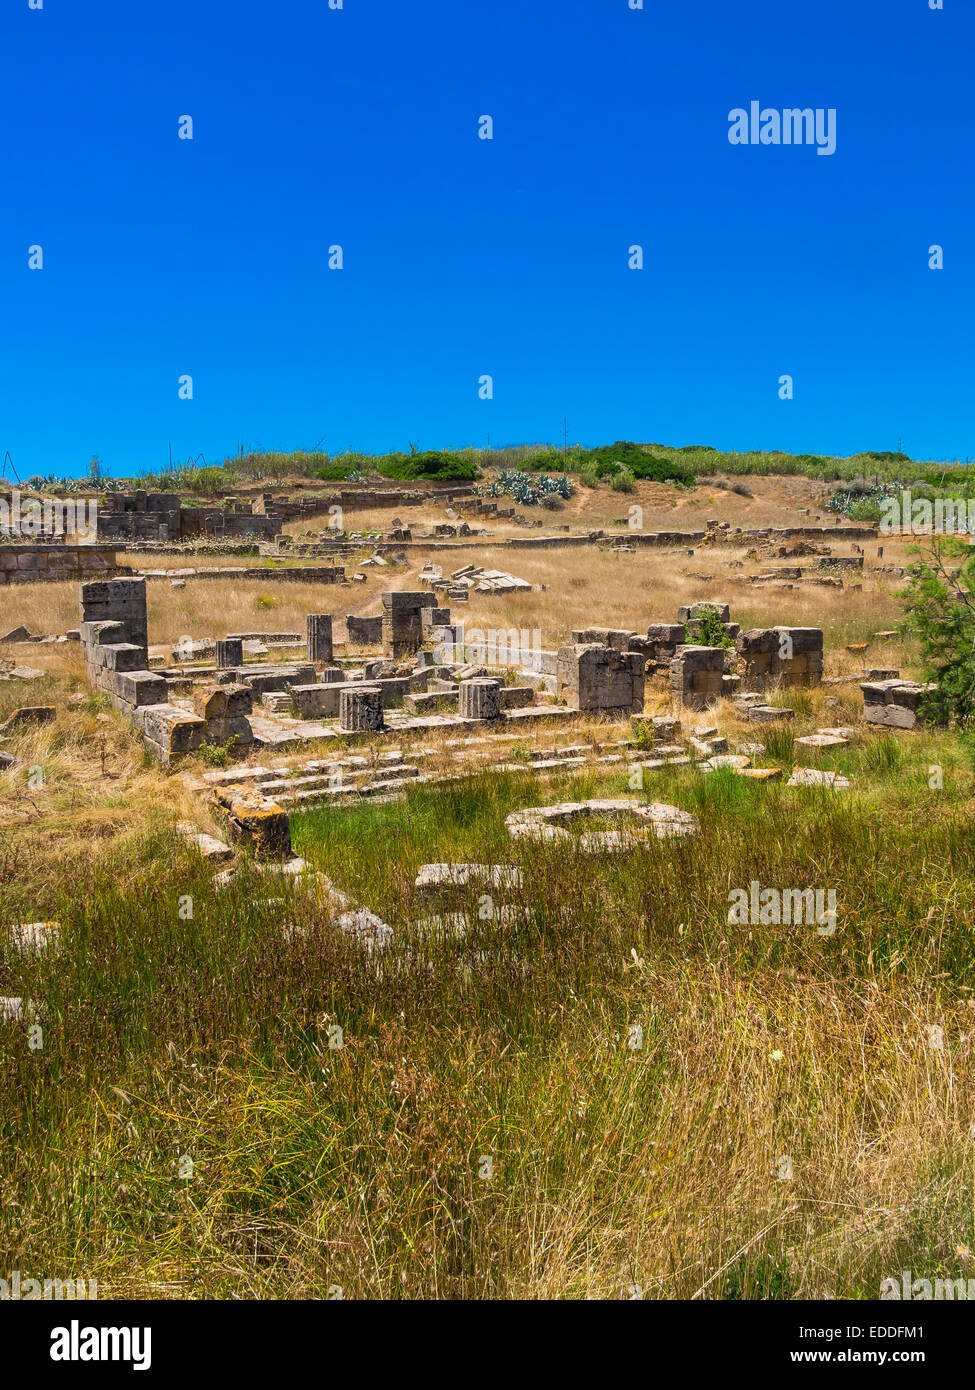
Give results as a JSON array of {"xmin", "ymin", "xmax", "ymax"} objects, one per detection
[
  {"xmin": 79, "ymin": 576, "xmax": 258, "ymax": 765},
  {"xmin": 557, "ymin": 644, "xmax": 644, "ymax": 714},
  {"xmin": 0, "ymin": 545, "xmax": 119, "ymax": 585},
  {"xmin": 136, "ymin": 563, "xmax": 345, "ymax": 584},
  {"xmin": 735, "ymin": 627, "xmax": 824, "ymax": 688},
  {"xmin": 861, "ymin": 678, "xmax": 936, "ymax": 729}
]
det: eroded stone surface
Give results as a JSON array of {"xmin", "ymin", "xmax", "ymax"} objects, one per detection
[
  {"xmin": 505, "ymin": 798, "xmax": 698, "ymax": 849},
  {"xmin": 787, "ymin": 768, "xmax": 851, "ymax": 789},
  {"xmin": 415, "ymin": 863, "xmax": 523, "ymax": 891}
]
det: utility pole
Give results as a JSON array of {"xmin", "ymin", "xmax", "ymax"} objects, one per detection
[{"xmin": 563, "ymin": 417, "xmax": 567, "ymax": 461}]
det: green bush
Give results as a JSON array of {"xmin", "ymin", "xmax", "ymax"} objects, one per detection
[
  {"xmin": 610, "ymin": 468, "xmax": 636, "ymax": 493},
  {"xmin": 848, "ymin": 498, "xmax": 885, "ymax": 523},
  {"xmin": 695, "ymin": 608, "xmax": 734, "ymax": 648}
]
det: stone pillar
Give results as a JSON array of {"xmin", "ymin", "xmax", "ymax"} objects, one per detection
[
  {"xmin": 459, "ymin": 678, "xmax": 503, "ymax": 720},
  {"xmin": 215, "ymin": 638, "xmax": 243, "ymax": 669},
  {"xmin": 307, "ymin": 614, "xmax": 333, "ymax": 664},
  {"xmin": 556, "ymin": 644, "xmax": 644, "ymax": 714},
  {"xmin": 381, "ymin": 591, "xmax": 435, "ymax": 658},
  {"xmin": 668, "ymin": 645, "xmax": 726, "ymax": 710},
  {"xmin": 339, "ymin": 684, "xmax": 384, "ymax": 732}
]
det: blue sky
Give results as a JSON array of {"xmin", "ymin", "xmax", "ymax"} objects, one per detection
[{"xmin": 1, "ymin": 0, "xmax": 971, "ymax": 479}]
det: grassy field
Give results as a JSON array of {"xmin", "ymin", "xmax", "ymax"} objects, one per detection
[
  {"xmin": 2, "ymin": 697, "xmax": 974, "ymax": 1297},
  {"xmin": 2, "ymin": 481, "xmax": 972, "ymax": 1300}
]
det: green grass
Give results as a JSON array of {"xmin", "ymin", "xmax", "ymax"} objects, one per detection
[{"xmin": 2, "ymin": 751, "xmax": 975, "ymax": 1298}]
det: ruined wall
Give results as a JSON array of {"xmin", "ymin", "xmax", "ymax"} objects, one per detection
[
  {"xmin": 1, "ymin": 545, "xmax": 119, "ymax": 586},
  {"xmin": 556, "ymin": 644, "xmax": 645, "ymax": 714},
  {"xmin": 79, "ymin": 576, "xmax": 255, "ymax": 765},
  {"xmin": 734, "ymin": 627, "xmax": 824, "ymax": 689}
]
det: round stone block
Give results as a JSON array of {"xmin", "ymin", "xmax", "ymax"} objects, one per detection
[{"xmin": 339, "ymin": 684, "xmax": 384, "ymax": 732}]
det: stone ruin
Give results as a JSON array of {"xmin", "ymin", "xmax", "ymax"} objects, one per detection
[
  {"xmin": 861, "ymin": 678, "xmax": 936, "ymax": 730},
  {"xmin": 76, "ymin": 579, "xmax": 576, "ymax": 772},
  {"xmin": 556, "ymin": 601, "xmax": 825, "ymax": 714},
  {"xmin": 734, "ymin": 626, "xmax": 824, "ymax": 690},
  {"xmin": 80, "ymin": 577, "xmax": 257, "ymax": 763},
  {"xmin": 556, "ymin": 645, "xmax": 645, "ymax": 715},
  {"xmin": 381, "ymin": 590, "xmax": 436, "ymax": 657}
]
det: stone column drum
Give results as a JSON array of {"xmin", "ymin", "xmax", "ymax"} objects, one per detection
[
  {"xmin": 215, "ymin": 638, "xmax": 243, "ymax": 669},
  {"xmin": 339, "ymin": 685, "xmax": 384, "ymax": 732},
  {"xmin": 459, "ymin": 678, "xmax": 503, "ymax": 720},
  {"xmin": 307, "ymin": 614, "xmax": 333, "ymax": 664}
]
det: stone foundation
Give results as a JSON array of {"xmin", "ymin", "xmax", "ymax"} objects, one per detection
[
  {"xmin": 0, "ymin": 544, "xmax": 120, "ymax": 586},
  {"xmin": 668, "ymin": 645, "xmax": 726, "ymax": 710},
  {"xmin": 556, "ymin": 644, "xmax": 645, "ymax": 715},
  {"xmin": 735, "ymin": 627, "xmax": 824, "ymax": 688}
]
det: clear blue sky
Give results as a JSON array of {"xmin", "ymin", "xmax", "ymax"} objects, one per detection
[{"xmin": 2, "ymin": 0, "xmax": 971, "ymax": 479}]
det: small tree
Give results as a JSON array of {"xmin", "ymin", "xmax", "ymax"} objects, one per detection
[{"xmin": 902, "ymin": 538, "xmax": 975, "ymax": 727}]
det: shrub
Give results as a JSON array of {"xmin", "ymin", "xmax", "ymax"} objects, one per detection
[
  {"xmin": 695, "ymin": 608, "xmax": 733, "ymax": 648},
  {"xmin": 848, "ymin": 498, "xmax": 885, "ymax": 523},
  {"xmin": 901, "ymin": 539, "xmax": 975, "ymax": 727},
  {"xmin": 316, "ymin": 463, "xmax": 359, "ymax": 482},
  {"xmin": 610, "ymin": 468, "xmax": 636, "ymax": 494}
]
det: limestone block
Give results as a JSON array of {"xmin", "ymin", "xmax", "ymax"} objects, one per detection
[
  {"xmin": 459, "ymin": 678, "xmax": 503, "ymax": 720},
  {"xmin": 339, "ymin": 685, "xmax": 384, "ymax": 732},
  {"xmin": 114, "ymin": 670, "xmax": 169, "ymax": 708}
]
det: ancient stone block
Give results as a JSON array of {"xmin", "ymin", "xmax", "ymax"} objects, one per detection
[
  {"xmin": 339, "ymin": 685, "xmax": 384, "ymax": 732},
  {"xmin": 139, "ymin": 704, "xmax": 206, "ymax": 762},
  {"xmin": 346, "ymin": 614, "xmax": 383, "ymax": 645},
  {"xmin": 557, "ymin": 644, "xmax": 645, "ymax": 715},
  {"xmin": 224, "ymin": 789, "xmax": 292, "ymax": 858},
  {"xmin": 678, "ymin": 601, "xmax": 730, "ymax": 624},
  {"xmin": 0, "ymin": 706, "xmax": 55, "ymax": 732},
  {"xmin": 861, "ymin": 679, "xmax": 936, "ymax": 730},
  {"xmin": 306, "ymin": 614, "xmax": 333, "ymax": 664},
  {"xmin": 499, "ymin": 685, "xmax": 535, "ymax": 711},
  {"xmin": 98, "ymin": 643, "xmax": 148, "ymax": 673},
  {"xmin": 115, "ymin": 670, "xmax": 169, "ymax": 708},
  {"xmin": 734, "ymin": 626, "xmax": 823, "ymax": 689},
  {"xmin": 459, "ymin": 678, "xmax": 503, "ymax": 720},
  {"xmin": 668, "ymin": 645, "xmax": 726, "ymax": 711},
  {"xmin": 215, "ymin": 638, "xmax": 244, "ymax": 669}
]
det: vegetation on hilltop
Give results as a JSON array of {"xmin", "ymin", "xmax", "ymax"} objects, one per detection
[{"xmin": 77, "ymin": 436, "xmax": 973, "ymax": 497}]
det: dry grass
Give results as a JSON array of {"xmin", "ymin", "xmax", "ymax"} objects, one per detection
[{"xmin": 2, "ymin": 474, "xmax": 968, "ymax": 1301}]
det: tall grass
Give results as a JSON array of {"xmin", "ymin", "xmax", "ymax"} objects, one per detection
[{"xmin": 2, "ymin": 761, "xmax": 974, "ymax": 1298}]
